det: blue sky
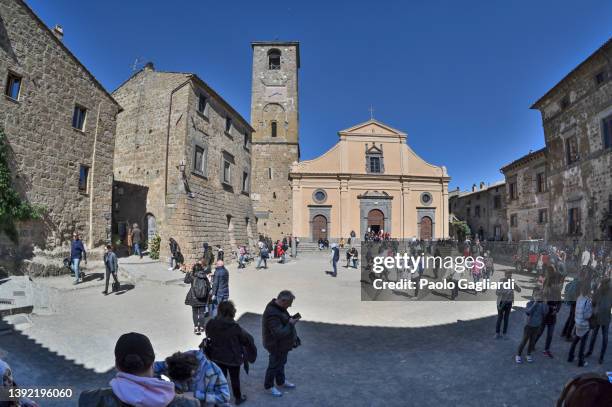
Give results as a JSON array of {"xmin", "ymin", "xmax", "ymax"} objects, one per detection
[{"xmin": 27, "ymin": 0, "xmax": 612, "ymax": 190}]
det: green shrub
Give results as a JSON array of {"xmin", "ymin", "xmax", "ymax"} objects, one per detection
[
  {"xmin": 0, "ymin": 128, "xmax": 45, "ymax": 242},
  {"xmin": 149, "ymin": 234, "xmax": 161, "ymax": 259}
]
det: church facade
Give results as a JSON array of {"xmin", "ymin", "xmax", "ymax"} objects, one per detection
[{"xmin": 290, "ymin": 120, "xmax": 450, "ymax": 241}]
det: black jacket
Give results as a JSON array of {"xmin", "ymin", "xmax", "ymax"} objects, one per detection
[
  {"xmin": 184, "ymin": 270, "xmax": 210, "ymax": 307},
  {"xmin": 262, "ymin": 299, "xmax": 298, "ymax": 353},
  {"xmin": 205, "ymin": 318, "xmax": 257, "ymax": 367}
]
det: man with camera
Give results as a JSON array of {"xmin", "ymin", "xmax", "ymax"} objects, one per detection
[{"xmin": 262, "ymin": 290, "xmax": 301, "ymax": 397}]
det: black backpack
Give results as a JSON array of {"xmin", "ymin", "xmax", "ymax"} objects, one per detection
[{"xmin": 193, "ymin": 275, "xmax": 210, "ymax": 301}]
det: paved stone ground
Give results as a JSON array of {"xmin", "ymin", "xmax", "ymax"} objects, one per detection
[{"xmin": 0, "ymin": 252, "xmax": 610, "ymax": 406}]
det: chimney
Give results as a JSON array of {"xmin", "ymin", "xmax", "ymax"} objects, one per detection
[
  {"xmin": 480, "ymin": 181, "xmax": 486, "ymax": 190},
  {"xmin": 144, "ymin": 62, "xmax": 155, "ymax": 71},
  {"xmin": 52, "ymin": 24, "xmax": 64, "ymax": 41}
]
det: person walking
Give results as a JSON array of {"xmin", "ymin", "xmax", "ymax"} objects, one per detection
[
  {"xmin": 585, "ymin": 278, "xmax": 612, "ymax": 364},
  {"xmin": 256, "ymin": 240, "xmax": 269, "ymax": 269},
  {"xmin": 70, "ymin": 232, "xmax": 87, "ymax": 285},
  {"xmin": 168, "ymin": 238, "xmax": 181, "ymax": 271},
  {"xmin": 327, "ymin": 243, "xmax": 340, "ymax": 277},
  {"xmin": 103, "ymin": 245, "xmax": 121, "ymax": 295},
  {"xmin": 515, "ymin": 289, "xmax": 548, "ymax": 364},
  {"xmin": 126, "ymin": 225, "xmax": 133, "ymax": 256},
  {"xmin": 79, "ymin": 332, "xmax": 200, "ymax": 407},
  {"xmin": 202, "ymin": 243, "xmax": 215, "ymax": 271},
  {"xmin": 205, "ymin": 301, "xmax": 257, "ymax": 405},
  {"xmin": 216, "ymin": 245, "xmax": 224, "ymax": 262},
  {"xmin": 535, "ymin": 287, "xmax": 561, "ymax": 358},
  {"xmin": 211, "ymin": 260, "xmax": 229, "ymax": 318},
  {"xmin": 262, "ymin": 290, "xmax": 300, "ymax": 397},
  {"xmin": 561, "ymin": 277, "xmax": 581, "ymax": 341},
  {"xmin": 131, "ymin": 223, "xmax": 143, "ymax": 259},
  {"xmin": 568, "ymin": 285, "xmax": 593, "ymax": 367},
  {"xmin": 184, "ymin": 262, "xmax": 211, "ymax": 335},
  {"xmin": 495, "ymin": 271, "xmax": 522, "ymax": 339}
]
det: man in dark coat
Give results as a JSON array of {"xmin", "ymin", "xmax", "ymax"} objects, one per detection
[
  {"xmin": 103, "ymin": 245, "xmax": 120, "ymax": 295},
  {"xmin": 131, "ymin": 224, "xmax": 143, "ymax": 259},
  {"xmin": 262, "ymin": 290, "xmax": 300, "ymax": 397},
  {"xmin": 211, "ymin": 261, "xmax": 229, "ymax": 318},
  {"xmin": 202, "ymin": 243, "xmax": 215, "ymax": 271}
]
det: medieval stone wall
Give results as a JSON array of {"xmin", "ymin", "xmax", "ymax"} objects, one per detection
[
  {"xmin": 113, "ymin": 68, "xmax": 255, "ymax": 263},
  {"xmin": 534, "ymin": 41, "xmax": 612, "ymax": 242},
  {"xmin": 0, "ymin": 0, "xmax": 119, "ymax": 262}
]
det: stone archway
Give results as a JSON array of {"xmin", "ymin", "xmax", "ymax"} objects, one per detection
[
  {"xmin": 312, "ymin": 215, "xmax": 328, "ymax": 241},
  {"xmin": 367, "ymin": 209, "xmax": 384, "ymax": 234}
]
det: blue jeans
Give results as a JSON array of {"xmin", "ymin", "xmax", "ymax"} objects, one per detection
[
  {"xmin": 257, "ymin": 256, "xmax": 267, "ymax": 268},
  {"xmin": 210, "ymin": 296, "xmax": 228, "ymax": 318},
  {"xmin": 332, "ymin": 259, "xmax": 338, "ymax": 276},
  {"xmin": 134, "ymin": 243, "xmax": 141, "ymax": 257},
  {"xmin": 71, "ymin": 258, "xmax": 81, "ymax": 282}
]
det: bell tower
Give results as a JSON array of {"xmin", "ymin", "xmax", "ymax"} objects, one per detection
[{"xmin": 250, "ymin": 41, "xmax": 300, "ymax": 238}]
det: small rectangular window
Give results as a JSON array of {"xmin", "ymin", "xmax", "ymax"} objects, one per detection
[
  {"xmin": 72, "ymin": 105, "xmax": 87, "ymax": 131},
  {"xmin": 194, "ymin": 145, "xmax": 206, "ymax": 175},
  {"xmin": 536, "ymin": 172, "xmax": 546, "ymax": 193},
  {"xmin": 198, "ymin": 94, "xmax": 207, "ymax": 114},
  {"xmin": 510, "ymin": 214, "xmax": 517, "ymax": 227},
  {"xmin": 78, "ymin": 164, "xmax": 89, "ymax": 192},
  {"xmin": 242, "ymin": 171, "xmax": 249, "ymax": 193},
  {"xmin": 225, "ymin": 117, "xmax": 232, "ymax": 133},
  {"xmin": 268, "ymin": 168, "xmax": 273, "ymax": 180},
  {"xmin": 493, "ymin": 195, "xmax": 501, "ymax": 209},
  {"xmin": 568, "ymin": 207, "xmax": 581, "ymax": 235},
  {"xmin": 244, "ymin": 131, "xmax": 249, "ymax": 149},
  {"xmin": 538, "ymin": 209, "xmax": 548, "ymax": 224},
  {"xmin": 271, "ymin": 121, "xmax": 277, "ymax": 137},
  {"xmin": 509, "ymin": 182, "xmax": 517, "ymax": 200},
  {"xmin": 475, "ymin": 205, "xmax": 480, "ymax": 218},
  {"xmin": 5, "ymin": 73, "xmax": 22, "ymax": 100},
  {"xmin": 223, "ymin": 160, "xmax": 231, "ymax": 184},
  {"xmin": 467, "ymin": 208, "xmax": 471, "ymax": 218},
  {"xmin": 603, "ymin": 114, "xmax": 612, "ymax": 150},
  {"xmin": 566, "ymin": 136, "xmax": 579, "ymax": 164},
  {"xmin": 369, "ymin": 156, "xmax": 381, "ymax": 173},
  {"xmin": 595, "ymin": 71, "xmax": 606, "ymax": 85}
]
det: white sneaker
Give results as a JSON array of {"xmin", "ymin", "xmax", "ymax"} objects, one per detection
[
  {"xmin": 282, "ymin": 381, "xmax": 296, "ymax": 389},
  {"xmin": 168, "ymin": 267, "xmax": 174, "ymax": 271},
  {"xmin": 269, "ymin": 387, "xmax": 282, "ymax": 397}
]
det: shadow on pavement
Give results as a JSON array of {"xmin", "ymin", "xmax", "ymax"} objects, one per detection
[{"xmin": 0, "ymin": 319, "xmax": 114, "ymax": 406}]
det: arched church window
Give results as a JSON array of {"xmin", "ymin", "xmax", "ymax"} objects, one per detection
[
  {"xmin": 268, "ymin": 49, "xmax": 281, "ymax": 70},
  {"xmin": 271, "ymin": 121, "xmax": 277, "ymax": 137}
]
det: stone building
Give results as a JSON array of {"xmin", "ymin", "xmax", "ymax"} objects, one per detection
[
  {"xmin": 531, "ymin": 39, "xmax": 612, "ymax": 242},
  {"xmin": 250, "ymin": 42, "xmax": 300, "ymax": 240},
  {"xmin": 112, "ymin": 64, "xmax": 255, "ymax": 263},
  {"xmin": 500, "ymin": 148, "xmax": 549, "ymax": 241},
  {"xmin": 448, "ymin": 181, "xmax": 507, "ymax": 241},
  {"xmin": 290, "ymin": 119, "xmax": 450, "ymax": 240},
  {"xmin": 0, "ymin": 0, "xmax": 120, "ymax": 264}
]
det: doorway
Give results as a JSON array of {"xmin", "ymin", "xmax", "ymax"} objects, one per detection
[
  {"xmin": 367, "ymin": 209, "xmax": 384, "ymax": 234},
  {"xmin": 420, "ymin": 216, "xmax": 432, "ymax": 240},
  {"xmin": 312, "ymin": 215, "xmax": 328, "ymax": 241}
]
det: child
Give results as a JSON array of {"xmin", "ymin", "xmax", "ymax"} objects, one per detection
[{"xmin": 516, "ymin": 288, "xmax": 549, "ymax": 363}]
